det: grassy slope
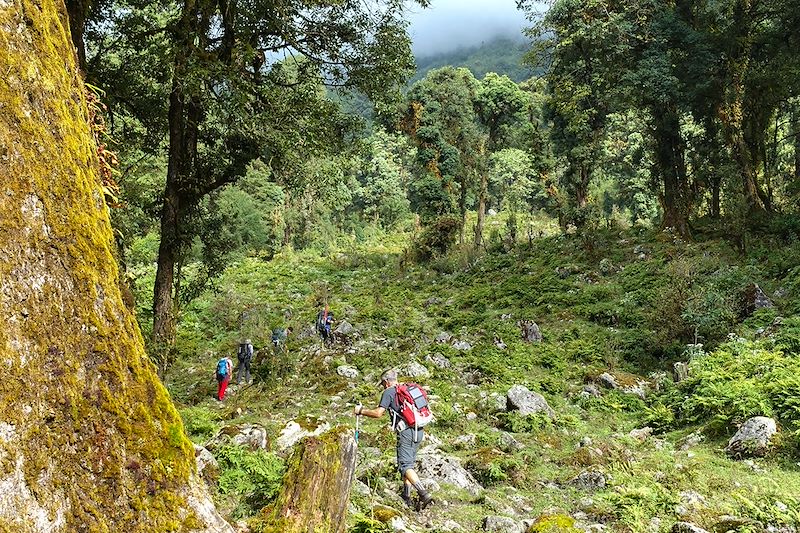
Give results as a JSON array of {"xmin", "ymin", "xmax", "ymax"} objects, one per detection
[{"xmin": 165, "ymin": 224, "xmax": 800, "ymax": 532}]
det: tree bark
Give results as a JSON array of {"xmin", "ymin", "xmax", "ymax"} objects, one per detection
[
  {"xmin": 793, "ymin": 103, "xmax": 800, "ymax": 187},
  {"xmin": 0, "ymin": 1, "xmax": 229, "ymax": 530},
  {"xmin": 255, "ymin": 428, "xmax": 357, "ymax": 533},
  {"xmin": 152, "ymin": 0, "xmax": 204, "ymax": 352},
  {"xmin": 652, "ymin": 103, "xmax": 691, "ymax": 237},
  {"xmin": 64, "ymin": 0, "xmax": 90, "ymax": 72},
  {"xmin": 474, "ymin": 172, "xmax": 487, "ymax": 246}
]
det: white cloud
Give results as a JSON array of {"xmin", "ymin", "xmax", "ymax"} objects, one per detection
[{"xmin": 407, "ymin": 0, "xmax": 533, "ymax": 56}]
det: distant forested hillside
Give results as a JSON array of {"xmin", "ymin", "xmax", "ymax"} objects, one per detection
[{"xmin": 412, "ymin": 35, "xmax": 537, "ymax": 84}]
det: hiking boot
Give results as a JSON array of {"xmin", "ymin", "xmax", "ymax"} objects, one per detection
[
  {"xmin": 401, "ymin": 494, "xmax": 414, "ymax": 508},
  {"xmin": 416, "ymin": 492, "xmax": 434, "ymax": 511}
]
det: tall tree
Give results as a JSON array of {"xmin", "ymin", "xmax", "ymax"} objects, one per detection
[
  {"xmin": 403, "ymin": 67, "xmax": 485, "ymax": 236},
  {"xmin": 473, "ymin": 73, "xmax": 530, "ymax": 245},
  {"xmin": 83, "ymin": 0, "xmax": 427, "ymax": 358},
  {"xmin": 0, "ymin": 0, "xmax": 228, "ymax": 530}
]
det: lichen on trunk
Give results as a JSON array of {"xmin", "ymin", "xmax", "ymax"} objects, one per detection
[{"xmin": 0, "ymin": 1, "xmax": 229, "ymax": 531}]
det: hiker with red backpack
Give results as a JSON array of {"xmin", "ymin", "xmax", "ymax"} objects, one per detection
[{"xmin": 354, "ymin": 369, "xmax": 434, "ymax": 511}]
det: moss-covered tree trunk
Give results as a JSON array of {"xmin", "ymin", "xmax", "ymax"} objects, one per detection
[
  {"xmin": 255, "ymin": 428, "xmax": 357, "ymax": 533},
  {"xmin": 0, "ymin": 1, "xmax": 230, "ymax": 531}
]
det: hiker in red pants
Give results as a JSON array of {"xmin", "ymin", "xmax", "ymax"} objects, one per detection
[{"xmin": 215, "ymin": 355, "xmax": 233, "ymax": 400}]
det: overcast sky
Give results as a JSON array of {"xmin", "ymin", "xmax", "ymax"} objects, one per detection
[{"xmin": 407, "ymin": 0, "xmax": 537, "ymax": 57}]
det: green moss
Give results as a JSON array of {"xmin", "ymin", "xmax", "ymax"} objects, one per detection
[{"xmin": 0, "ymin": 1, "xmax": 200, "ymax": 530}]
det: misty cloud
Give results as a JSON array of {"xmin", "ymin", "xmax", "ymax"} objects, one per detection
[{"xmin": 407, "ymin": 0, "xmax": 532, "ymax": 57}]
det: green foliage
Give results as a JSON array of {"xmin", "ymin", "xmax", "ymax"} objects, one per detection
[
  {"xmin": 179, "ymin": 406, "xmax": 221, "ymax": 443},
  {"xmin": 349, "ymin": 515, "xmax": 392, "ymax": 533},
  {"xmin": 215, "ymin": 445, "xmax": 286, "ymax": 518},
  {"xmin": 669, "ymin": 341, "xmax": 800, "ymax": 433},
  {"xmin": 411, "ymin": 216, "xmax": 461, "ymax": 261}
]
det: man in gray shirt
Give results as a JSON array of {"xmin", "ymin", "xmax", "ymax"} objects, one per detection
[{"xmin": 354, "ymin": 369, "xmax": 433, "ymax": 510}]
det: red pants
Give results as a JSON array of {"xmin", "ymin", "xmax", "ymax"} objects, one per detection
[{"xmin": 217, "ymin": 377, "xmax": 230, "ymax": 400}]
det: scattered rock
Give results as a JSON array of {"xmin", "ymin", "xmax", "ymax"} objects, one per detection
[
  {"xmin": 673, "ymin": 362, "xmax": 689, "ymax": 382},
  {"xmin": 501, "ymin": 313, "xmax": 513, "ymax": 321},
  {"xmin": 568, "ymin": 470, "xmax": 606, "ymax": 491},
  {"xmin": 336, "ymin": 365, "xmax": 359, "ymax": 379},
  {"xmin": 498, "ymin": 432, "xmax": 524, "ymax": 452},
  {"xmin": 435, "ymin": 332, "xmax": 452, "ymax": 344},
  {"xmin": 599, "ymin": 258, "xmax": 614, "ymax": 274},
  {"xmin": 494, "ymin": 336, "xmax": 507, "ymax": 350},
  {"xmin": 441, "ymin": 520, "xmax": 466, "ymax": 532},
  {"xmin": 488, "ymin": 209, "xmax": 498, "ymax": 216},
  {"xmin": 628, "ymin": 427, "xmax": 653, "ymax": 442},
  {"xmin": 453, "ymin": 434, "xmax": 477, "ymax": 448},
  {"xmin": 424, "ymin": 297, "xmax": 442, "ymax": 308},
  {"xmin": 206, "ymin": 423, "xmax": 268, "ymax": 451},
  {"xmin": 194, "ymin": 444, "xmax": 219, "ymax": 486},
  {"xmin": 671, "ymin": 522, "xmax": 710, "ymax": 533},
  {"xmin": 481, "ymin": 392, "xmax": 508, "ymax": 413},
  {"xmin": 335, "ymin": 320, "xmax": 355, "ymax": 336},
  {"xmin": 581, "ymin": 384, "xmax": 601, "ymax": 398},
  {"xmin": 399, "ymin": 361, "xmax": 431, "ymax": 379},
  {"xmin": 417, "ymin": 451, "xmax": 483, "ymax": 496},
  {"xmin": 579, "ymin": 436, "xmax": 593, "ymax": 448},
  {"xmin": 482, "ymin": 515, "xmax": 524, "ymax": 533},
  {"xmin": 726, "ymin": 416, "xmax": 777, "ymax": 458},
  {"xmin": 452, "ymin": 340, "xmax": 473, "ymax": 351},
  {"xmin": 466, "ymin": 412, "xmax": 478, "ymax": 421},
  {"xmin": 677, "ymin": 431, "xmax": 704, "ymax": 451},
  {"xmin": 743, "ymin": 283, "xmax": 774, "ymax": 316},
  {"xmin": 506, "ymin": 385, "xmax": 555, "ymax": 418},
  {"xmin": 597, "ymin": 371, "xmax": 650, "ymax": 399},
  {"xmin": 518, "ymin": 320, "xmax": 543, "ymax": 342},
  {"xmin": 676, "ymin": 491, "xmax": 706, "ymax": 516},
  {"xmin": 275, "ymin": 420, "xmax": 331, "ymax": 452},
  {"xmin": 426, "ymin": 353, "xmax": 451, "ymax": 369},
  {"xmin": 711, "ymin": 517, "xmax": 762, "ymax": 533}
]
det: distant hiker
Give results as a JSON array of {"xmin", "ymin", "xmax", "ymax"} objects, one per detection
[
  {"xmin": 354, "ymin": 369, "xmax": 434, "ymax": 511},
  {"xmin": 271, "ymin": 326, "xmax": 292, "ymax": 352},
  {"xmin": 316, "ymin": 306, "xmax": 334, "ymax": 343},
  {"xmin": 236, "ymin": 339, "xmax": 254, "ymax": 385},
  {"xmin": 215, "ymin": 355, "xmax": 233, "ymax": 400}
]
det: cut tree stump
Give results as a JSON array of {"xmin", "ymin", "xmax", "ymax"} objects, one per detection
[{"xmin": 254, "ymin": 427, "xmax": 357, "ymax": 533}]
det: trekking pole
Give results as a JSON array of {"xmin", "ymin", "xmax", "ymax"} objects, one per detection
[{"xmin": 355, "ymin": 402, "xmax": 362, "ymax": 444}]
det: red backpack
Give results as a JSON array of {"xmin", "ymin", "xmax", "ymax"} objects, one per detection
[{"xmin": 393, "ymin": 383, "xmax": 434, "ymax": 437}]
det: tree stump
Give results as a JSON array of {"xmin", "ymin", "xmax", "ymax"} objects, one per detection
[{"xmin": 254, "ymin": 427, "xmax": 357, "ymax": 533}]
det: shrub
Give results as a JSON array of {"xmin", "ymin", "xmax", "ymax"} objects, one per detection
[
  {"xmin": 179, "ymin": 406, "xmax": 221, "ymax": 443},
  {"xmin": 410, "ymin": 216, "xmax": 461, "ymax": 262},
  {"xmin": 215, "ymin": 445, "xmax": 286, "ymax": 518}
]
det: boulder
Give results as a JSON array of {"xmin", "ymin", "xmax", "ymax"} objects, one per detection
[
  {"xmin": 597, "ymin": 371, "xmax": 650, "ymax": 399},
  {"xmin": 426, "ymin": 353, "xmax": 451, "ymax": 369},
  {"xmin": 435, "ymin": 332, "xmax": 452, "ymax": 344},
  {"xmin": 518, "ymin": 320, "xmax": 543, "ymax": 342},
  {"xmin": 581, "ymin": 384, "xmax": 601, "ymax": 398},
  {"xmin": 599, "ymin": 258, "xmax": 614, "ymax": 274},
  {"xmin": 481, "ymin": 392, "xmax": 508, "ymax": 413},
  {"xmin": 506, "ymin": 385, "xmax": 555, "ymax": 418},
  {"xmin": 194, "ymin": 444, "xmax": 219, "ymax": 483},
  {"xmin": 452, "ymin": 340, "xmax": 473, "ymax": 351},
  {"xmin": 441, "ymin": 520, "xmax": 466, "ymax": 532},
  {"xmin": 335, "ymin": 320, "xmax": 355, "ymax": 336},
  {"xmin": 336, "ymin": 365, "xmax": 359, "ymax": 379},
  {"xmin": 498, "ymin": 432, "xmax": 524, "ymax": 452},
  {"xmin": 482, "ymin": 516, "xmax": 525, "ymax": 533},
  {"xmin": 494, "ymin": 336, "xmax": 507, "ymax": 350},
  {"xmin": 206, "ymin": 423, "xmax": 268, "ymax": 452},
  {"xmin": 743, "ymin": 283, "xmax": 773, "ymax": 316},
  {"xmin": 417, "ymin": 451, "xmax": 483, "ymax": 496},
  {"xmin": 399, "ymin": 361, "xmax": 431, "ymax": 379},
  {"xmin": 725, "ymin": 416, "xmax": 777, "ymax": 458},
  {"xmin": 628, "ymin": 427, "xmax": 653, "ymax": 442},
  {"xmin": 671, "ymin": 523, "xmax": 710, "ymax": 533},
  {"xmin": 275, "ymin": 420, "xmax": 331, "ymax": 452},
  {"xmin": 568, "ymin": 470, "xmax": 606, "ymax": 491},
  {"xmin": 488, "ymin": 209, "xmax": 498, "ymax": 216}
]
